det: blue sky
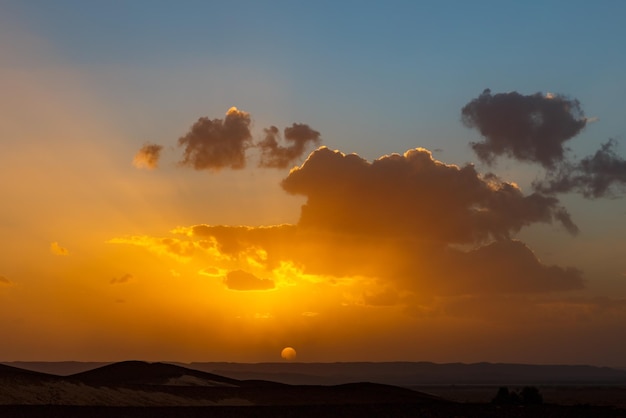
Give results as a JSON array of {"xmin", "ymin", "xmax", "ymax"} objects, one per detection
[{"xmin": 7, "ymin": 0, "xmax": 626, "ymax": 162}]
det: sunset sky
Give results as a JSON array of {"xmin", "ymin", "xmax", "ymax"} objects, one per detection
[{"xmin": 1, "ymin": 1, "xmax": 626, "ymax": 366}]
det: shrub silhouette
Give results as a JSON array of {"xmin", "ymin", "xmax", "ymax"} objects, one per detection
[
  {"xmin": 492, "ymin": 387, "xmax": 513, "ymax": 404},
  {"xmin": 492, "ymin": 386, "xmax": 543, "ymax": 405},
  {"xmin": 521, "ymin": 386, "xmax": 543, "ymax": 405}
]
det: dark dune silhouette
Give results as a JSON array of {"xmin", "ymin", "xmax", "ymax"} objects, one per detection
[
  {"xmin": 0, "ymin": 361, "xmax": 444, "ymax": 406},
  {"xmin": 65, "ymin": 361, "xmax": 443, "ymax": 405},
  {"xmin": 0, "ymin": 363, "xmax": 60, "ymax": 382},
  {"xmin": 68, "ymin": 360, "xmax": 241, "ymax": 387}
]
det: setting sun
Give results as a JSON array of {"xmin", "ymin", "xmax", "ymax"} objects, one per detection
[{"xmin": 281, "ymin": 347, "xmax": 297, "ymax": 361}]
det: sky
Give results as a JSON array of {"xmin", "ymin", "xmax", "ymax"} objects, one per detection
[{"xmin": 1, "ymin": 0, "xmax": 626, "ymax": 366}]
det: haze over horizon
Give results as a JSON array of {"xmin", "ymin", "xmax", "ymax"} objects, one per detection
[{"xmin": 1, "ymin": 1, "xmax": 625, "ymax": 367}]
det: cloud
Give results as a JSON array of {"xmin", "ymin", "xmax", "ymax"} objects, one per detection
[
  {"xmin": 174, "ymin": 107, "xmax": 321, "ymax": 171},
  {"xmin": 440, "ymin": 240, "xmax": 584, "ymax": 294},
  {"xmin": 441, "ymin": 295, "xmax": 626, "ymax": 324},
  {"xmin": 110, "ymin": 273, "xmax": 133, "ymax": 285},
  {"xmin": 198, "ymin": 267, "xmax": 225, "ymax": 277},
  {"xmin": 537, "ymin": 296, "xmax": 626, "ymax": 320},
  {"xmin": 258, "ymin": 123, "xmax": 321, "ymax": 168},
  {"xmin": 112, "ymin": 145, "xmax": 587, "ymax": 300},
  {"xmin": 533, "ymin": 139, "xmax": 626, "ymax": 198},
  {"xmin": 132, "ymin": 143, "xmax": 163, "ymax": 169},
  {"xmin": 461, "ymin": 89, "xmax": 626, "ymax": 199},
  {"xmin": 223, "ymin": 269, "xmax": 275, "ymax": 291},
  {"xmin": 107, "ymin": 235, "xmax": 204, "ymax": 262},
  {"xmin": 163, "ymin": 147, "xmax": 583, "ymax": 296},
  {"xmin": 461, "ymin": 89, "xmax": 587, "ymax": 168},
  {"xmin": 363, "ymin": 287, "xmax": 400, "ymax": 306},
  {"xmin": 183, "ymin": 224, "xmax": 296, "ymax": 268},
  {"xmin": 281, "ymin": 147, "xmax": 577, "ymax": 242},
  {"xmin": 0, "ymin": 275, "xmax": 11, "ymax": 285},
  {"xmin": 178, "ymin": 107, "xmax": 253, "ymax": 171},
  {"xmin": 50, "ymin": 241, "xmax": 69, "ymax": 256}
]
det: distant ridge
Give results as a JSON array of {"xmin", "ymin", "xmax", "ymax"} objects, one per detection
[{"xmin": 183, "ymin": 361, "xmax": 626, "ymax": 386}]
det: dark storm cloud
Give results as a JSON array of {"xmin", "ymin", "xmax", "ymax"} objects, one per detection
[
  {"xmin": 132, "ymin": 143, "xmax": 163, "ymax": 169},
  {"xmin": 461, "ymin": 89, "xmax": 587, "ymax": 167},
  {"xmin": 258, "ymin": 123, "xmax": 321, "ymax": 168},
  {"xmin": 178, "ymin": 107, "xmax": 253, "ymax": 171},
  {"xmin": 281, "ymin": 147, "xmax": 578, "ymax": 243},
  {"xmin": 223, "ymin": 269, "xmax": 275, "ymax": 291},
  {"xmin": 533, "ymin": 139, "xmax": 626, "ymax": 198}
]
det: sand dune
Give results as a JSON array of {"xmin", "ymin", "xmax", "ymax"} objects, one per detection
[{"xmin": 0, "ymin": 361, "xmax": 437, "ymax": 407}]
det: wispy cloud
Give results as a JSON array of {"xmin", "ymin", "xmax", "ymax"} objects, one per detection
[
  {"xmin": 50, "ymin": 242, "xmax": 69, "ymax": 256},
  {"xmin": 223, "ymin": 269, "xmax": 275, "ymax": 291},
  {"xmin": 198, "ymin": 267, "xmax": 225, "ymax": 278},
  {"xmin": 534, "ymin": 139, "xmax": 626, "ymax": 198},
  {"xmin": 258, "ymin": 123, "xmax": 321, "ymax": 168},
  {"xmin": 107, "ymin": 235, "xmax": 207, "ymax": 262},
  {"xmin": 133, "ymin": 143, "xmax": 163, "ymax": 169},
  {"xmin": 110, "ymin": 273, "xmax": 133, "ymax": 285}
]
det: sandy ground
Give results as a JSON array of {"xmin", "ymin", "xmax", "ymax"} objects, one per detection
[{"xmin": 0, "ymin": 379, "xmax": 251, "ymax": 406}]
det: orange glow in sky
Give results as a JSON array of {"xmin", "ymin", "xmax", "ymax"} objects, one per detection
[{"xmin": 2, "ymin": 2, "xmax": 626, "ymax": 367}]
